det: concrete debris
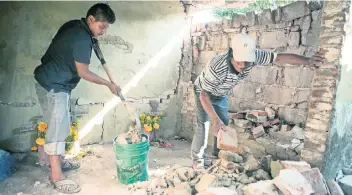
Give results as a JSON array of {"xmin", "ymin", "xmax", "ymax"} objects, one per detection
[
  {"xmin": 246, "ymin": 110, "xmax": 268, "ymax": 123},
  {"xmin": 270, "ymin": 161, "xmax": 283, "ymax": 178},
  {"xmin": 233, "ymin": 119, "xmax": 252, "ymax": 129},
  {"xmin": 273, "ymin": 169, "xmax": 314, "ymax": 195},
  {"xmin": 116, "ymin": 126, "xmax": 143, "ymax": 144},
  {"xmin": 217, "ymin": 127, "xmax": 238, "ymax": 153},
  {"xmin": 218, "ymin": 150, "xmax": 243, "ymax": 163},
  {"xmin": 280, "ymin": 160, "xmax": 311, "ymax": 172},
  {"xmin": 264, "ymin": 107, "xmax": 276, "ymax": 120},
  {"xmin": 126, "ymin": 148, "xmax": 333, "ymax": 195},
  {"xmin": 291, "ymin": 125, "xmax": 305, "ymax": 140},
  {"xmin": 245, "ymin": 180, "xmax": 281, "ymax": 195},
  {"xmin": 252, "ymin": 125, "xmax": 265, "ymax": 139},
  {"xmin": 198, "ymin": 187, "xmax": 238, "ymax": 195},
  {"xmin": 300, "ymin": 168, "xmax": 329, "ymax": 195}
]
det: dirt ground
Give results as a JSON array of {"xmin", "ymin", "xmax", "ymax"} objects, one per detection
[{"xmin": 0, "ymin": 139, "xmax": 193, "ymax": 195}]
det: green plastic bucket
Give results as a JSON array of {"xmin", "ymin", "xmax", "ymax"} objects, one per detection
[{"xmin": 112, "ymin": 134, "xmax": 150, "ymax": 184}]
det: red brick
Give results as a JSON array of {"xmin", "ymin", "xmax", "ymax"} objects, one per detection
[
  {"xmin": 228, "ymin": 112, "xmax": 245, "ymax": 119},
  {"xmin": 271, "ymin": 118, "xmax": 280, "ymax": 125}
]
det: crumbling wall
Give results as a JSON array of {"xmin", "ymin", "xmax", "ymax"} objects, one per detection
[{"xmin": 180, "ymin": 1, "xmax": 325, "ymax": 159}]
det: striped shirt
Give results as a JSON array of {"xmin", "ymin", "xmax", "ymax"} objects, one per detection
[{"xmin": 194, "ymin": 48, "xmax": 277, "ymax": 97}]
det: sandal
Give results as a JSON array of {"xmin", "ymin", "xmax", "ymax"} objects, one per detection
[
  {"xmin": 50, "ymin": 178, "xmax": 81, "ymax": 194},
  {"xmin": 61, "ymin": 161, "xmax": 80, "ymax": 172}
]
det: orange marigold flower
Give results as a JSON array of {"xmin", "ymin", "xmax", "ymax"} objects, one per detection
[
  {"xmin": 31, "ymin": 146, "xmax": 38, "ymax": 151},
  {"xmin": 36, "ymin": 138, "xmax": 45, "ymax": 146},
  {"xmin": 153, "ymin": 123, "xmax": 160, "ymax": 129},
  {"xmin": 37, "ymin": 122, "xmax": 47, "ymax": 132}
]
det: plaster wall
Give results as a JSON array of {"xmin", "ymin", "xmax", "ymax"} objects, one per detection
[{"xmin": 0, "ymin": 1, "xmax": 185, "ymax": 152}]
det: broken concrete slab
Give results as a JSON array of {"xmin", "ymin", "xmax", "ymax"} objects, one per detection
[
  {"xmin": 245, "ymin": 180, "xmax": 280, "ymax": 195},
  {"xmin": 273, "ymin": 169, "xmax": 314, "ymax": 195},
  {"xmin": 300, "ymin": 168, "xmax": 329, "ymax": 195},
  {"xmin": 338, "ymin": 175, "xmax": 352, "ymax": 195}
]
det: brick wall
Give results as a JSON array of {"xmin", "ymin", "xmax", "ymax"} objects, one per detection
[
  {"xmin": 301, "ymin": 1, "xmax": 350, "ymax": 169},
  {"xmin": 190, "ymin": 1, "xmax": 323, "ymax": 127},
  {"xmin": 179, "ymin": 1, "xmax": 323, "ymax": 141}
]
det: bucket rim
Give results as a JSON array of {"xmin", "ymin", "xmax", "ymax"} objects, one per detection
[{"xmin": 113, "ymin": 133, "xmax": 149, "ymax": 145}]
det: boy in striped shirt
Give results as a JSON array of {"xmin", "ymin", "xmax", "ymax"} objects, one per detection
[{"xmin": 192, "ymin": 33, "xmax": 325, "ymax": 170}]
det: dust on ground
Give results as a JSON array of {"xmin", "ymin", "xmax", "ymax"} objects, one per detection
[{"xmin": 0, "ymin": 140, "xmax": 192, "ymax": 195}]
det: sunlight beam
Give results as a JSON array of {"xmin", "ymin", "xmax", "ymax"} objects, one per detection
[{"xmin": 79, "ymin": 27, "xmax": 186, "ymax": 140}]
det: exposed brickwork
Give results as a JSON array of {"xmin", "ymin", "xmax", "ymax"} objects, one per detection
[
  {"xmin": 185, "ymin": 1, "xmax": 323, "ymax": 129},
  {"xmin": 301, "ymin": 1, "xmax": 350, "ymax": 168}
]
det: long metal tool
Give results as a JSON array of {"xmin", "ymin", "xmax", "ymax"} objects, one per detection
[{"xmin": 102, "ymin": 63, "xmax": 142, "ymax": 133}]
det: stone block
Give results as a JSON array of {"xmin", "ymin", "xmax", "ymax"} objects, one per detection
[
  {"xmin": 309, "ymin": 1, "xmax": 323, "ymax": 11},
  {"xmin": 219, "ymin": 150, "xmax": 243, "ymax": 163},
  {"xmin": 265, "ymin": 107, "xmax": 275, "ymax": 120},
  {"xmin": 260, "ymin": 31, "xmax": 287, "ymax": 48},
  {"xmin": 243, "ymin": 11, "xmax": 257, "ymax": 26},
  {"xmin": 246, "ymin": 110, "xmax": 268, "ymax": 123},
  {"xmin": 233, "ymin": 119, "xmax": 252, "ymax": 129},
  {"xmin": 212, "ymin": 34, "xmax": 229, "ymax": 51},
  {"xmin": 232, "ymin": 13, "xmax": 243, "ymax": 28},
  {"xmin": 199, "ymin": 51, "xmax": 216, "ymax": 64},
  {"xmin": 262, "ymin": 86, "xmax": 293, "ymax": 105},
  {"xmin": 294, "ymin": 89, "xmax": 311, "ymax": 104},
  {"xmin": 284, "ymin": 46, "xmax": 306, "ymax": 55},
  {"xmin": 278, "ymin": 107, "xmax": 307, "ymax": 125},
  {"xmin": 281, "ymin": 1, "xmax": 311, "ymax": 22},
  {"xmin": 300, "ymin": 168, "xmax": 329, "ymax": 195},
  {"xmin": 245, "ymin": 180, "xmax": 280, "ymax": 195},
  {"xmin": 232, "ymin": 83, "xmax": 257, "ymax": 99},
  {"xmin": 283, "ymin": 67, "xmax": 313, "ymax": 88},
  {"xmin": 273, "ymin": 8, "xmax": 282, "ymax": 23},
  {"xmin": 273, "ymin": 169, "xmax": 314, "ymax": 195},
  {"xmin": 327, "ymin": 179, "xmax": 344, "ymax": 195},
  {"xmin": 228, "ymin": 97, "xmax": 241, "ymax": 112},
  {"xmin": 287, "ymin": 32, "xmax": 300, "ymax": 47},
  {"xmin": 258, "ymin": 9, "xmax": 274, "ymax": 25},
  {"xmin": 249, "ymin": 66, "xmax": 279, "ymax": 85}
]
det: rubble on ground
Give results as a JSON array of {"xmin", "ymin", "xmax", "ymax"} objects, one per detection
[
  {"xmin": 229, "ymin": 107, "xmax": 305, "ymax": 161},
  {"xmin": 125, "ymin": 144, "xmax": 341, "ymax": 195},
  {"xmin": 116, "ymin": 126, "xmax": 144, "ymax": 144}
]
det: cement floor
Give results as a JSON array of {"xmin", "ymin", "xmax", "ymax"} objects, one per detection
[{"xmin": 0, "ymin": 139, "xmax": 192, "ymax": 195}]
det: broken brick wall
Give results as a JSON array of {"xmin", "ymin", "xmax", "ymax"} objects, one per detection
[{"xmin": 180, "ymin": 1, "xmax": 325, "ymax": 160}]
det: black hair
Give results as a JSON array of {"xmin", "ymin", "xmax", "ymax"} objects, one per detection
[{"xmin": 86, "ymin": 3, "xmax": 115, "ymax": 24}]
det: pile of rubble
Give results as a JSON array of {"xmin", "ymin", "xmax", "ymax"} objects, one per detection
[
  {"xmin": 125, "ymin": 143, "xmax": 348, "ymax": 195},
  {"xmin": 229, "ymin": 107, "xmax": 304, "ymax": 140},
  {"xmin": 116, "ymin": 126, "xmax": 145, "ymax": 144},
  {"xmin": 229, "ymin": 108, "xmax": 305, "ymax": 160}
]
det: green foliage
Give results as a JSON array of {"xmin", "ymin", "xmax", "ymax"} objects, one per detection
[{"xmin": 213, "ymin": 0, "xmax": 298, "ymax": 19}]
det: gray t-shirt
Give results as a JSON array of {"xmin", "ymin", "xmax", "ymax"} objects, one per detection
[{"xmin": 34, "ymin": 18, "xmax": 94, "ymax": 93}]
